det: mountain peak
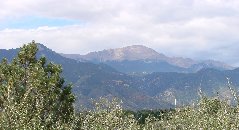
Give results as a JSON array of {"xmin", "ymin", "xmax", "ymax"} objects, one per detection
[
  {"xmin": 122, "ymin": 45, "xmax": 152, "ymax": 50},
  {"xmin": 120, "ymin": 45, "xmax": 162, "ymax": 55},
  {"xmin": 36, "ymin": 43, "xmax": 48, "ymax": 51},
  {"xmin": 36, "ymin": 43, "xmax": 57, "ymax": 54},
  {"xmin": 84, "ymin": 45, "xmax": 167, "ymax": 62}
]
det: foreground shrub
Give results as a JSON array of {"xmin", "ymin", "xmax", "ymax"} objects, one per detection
[
  {"xmin": 146, "ymin": 97, "xmax": 239, "ymax": 129},
  {"xmin": 79, "ymin": 98, "xmax": 140, "ymax": 130}
]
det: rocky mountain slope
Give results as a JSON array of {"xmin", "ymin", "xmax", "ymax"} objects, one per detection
[{"xmin": 62, "ymin": 45, "xmax": 233, "ymax": 74}]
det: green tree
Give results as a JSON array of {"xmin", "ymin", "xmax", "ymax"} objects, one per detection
[{"xmin": 0, "ymin": 41, "xmax": 75, "ymax": 129}]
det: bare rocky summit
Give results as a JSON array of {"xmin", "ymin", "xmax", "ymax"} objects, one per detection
[{"xmin": 62, "ymin": 45, "xmax": 233, "ymax": 72}]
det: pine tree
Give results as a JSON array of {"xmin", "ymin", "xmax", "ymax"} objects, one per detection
[{"xmin": 0, "ymin": 41, "xmax": 75, "ymax": 129}]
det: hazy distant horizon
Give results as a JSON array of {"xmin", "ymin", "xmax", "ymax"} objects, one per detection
[{"xmin": 1, "ymin": 0, "xmax": 239, "ymax": 66}]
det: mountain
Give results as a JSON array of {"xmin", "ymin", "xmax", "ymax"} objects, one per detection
[
  {"xmin": 0, "ymin": 43, "xmax": 172, "ymax": 110},
  {"xmin": 78, "ymin": 45, "xmax": 167, "ymax": 62},
  {"xmin": 139, "ymin": 68, "xmax": 239, "ymax": 106},
  {"xmin": 34, "ymin": 44, "xmax": 239, "ymax": 108},
  {"xmin": 39, "ymin": 44, "xmax": 128, "ymax": 84},
  {"xmin": 189, "ymin": 60, "xmax": 233, "ymax": 72},
  {"xmin": 62, "ymin": 45, "xmax": 233, "ymax": 74},
  {"xmin": 104, "ymin": 60, "xmax": 187, "ymax": 74},
  {"xmin": 1, "ymin": 43, "xmax": 238, "ymax": 110}
]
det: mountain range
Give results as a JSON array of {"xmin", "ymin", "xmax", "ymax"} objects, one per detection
[
  {"xmin": 0, "ymin": 43, "xmax": 238, "ymax": 110},
  {"xmin": 62, "ymin": 45, "xmax": 233, "ymax": 74}
]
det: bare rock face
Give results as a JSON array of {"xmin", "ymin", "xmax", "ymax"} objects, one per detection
[{"xmin": 81, "ymin": 45, "xmax": 167, "ymax": 62}]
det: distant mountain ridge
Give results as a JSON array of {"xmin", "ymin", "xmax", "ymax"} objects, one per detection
[
  {"xmin": 1, "ymin": 43, "xmax": 238, "ymax": 110},
  {"xmin": 62, "ymin": 45, "xmax": 233, "ymax": 73},
  {"xmin": 0, "ymin": 43, "xmax": 172, "ymax": 109}
]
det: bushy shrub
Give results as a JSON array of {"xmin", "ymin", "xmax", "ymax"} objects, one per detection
[
  {"xmin": 157, "ymin": 98, "xmax": 239, "ymax": 129},
  {"xmin": 77, "ymin": 96, "xmax": 239, "ymax": 129},
  {"xmin": 79, "ymin": 97, "xmax": 140, "ymax": 130}
]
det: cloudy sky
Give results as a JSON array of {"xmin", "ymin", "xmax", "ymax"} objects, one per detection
[{"xmin": 1, "ymin": 0, "xmax": 239, "ymax": 66}]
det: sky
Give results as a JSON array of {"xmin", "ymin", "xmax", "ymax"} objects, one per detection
[{"xmin": 0, "ymin": 0, "xmax": 239, "ymax": 66}]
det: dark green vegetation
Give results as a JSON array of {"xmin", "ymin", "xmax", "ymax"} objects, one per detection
[
  {"xmin": 1, "ymin": 42, "xmax": 239, "ymax": 129},
  {"xmin": 0, "ymin": 43, "xmax": 75, "ymax": 129},
  {"xmin": 126, "ymin": 109, "xmax": 175, "ymax": 124}
]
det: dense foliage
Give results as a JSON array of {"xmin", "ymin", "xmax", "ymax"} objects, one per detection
[
  {"xmin": 0, "ymin": 42, "xmax": 75, "ymax": 129},
  {"xmin": 77, "ymin": 97, "xmax": 239, "ymax": 129},
  {"xmin": 1, "ymin": 42, "xmax": 239, "ymax": 129}
]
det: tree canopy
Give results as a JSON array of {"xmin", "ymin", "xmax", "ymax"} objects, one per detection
[{"xmin": 0, "ymin": 42, "xmax": 75, "ymax": 129}]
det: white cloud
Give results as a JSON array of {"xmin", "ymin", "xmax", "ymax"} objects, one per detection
[{"xmin": 0, "ymin": 0, "xmax": 239, "ymax": 66}]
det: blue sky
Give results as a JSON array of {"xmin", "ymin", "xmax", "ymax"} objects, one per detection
[
  {"xmin": 0, "ymin": 0, "xmax": 239, "ymax": 66},
  {"xmin": 0, "ymin": 16, "xmax": 80, "ymax": 29}
]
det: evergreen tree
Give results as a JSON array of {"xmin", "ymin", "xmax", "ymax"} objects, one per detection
[{"xmin": 0, "ymin": 41, "xmax": 75, "ymax": 129}]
